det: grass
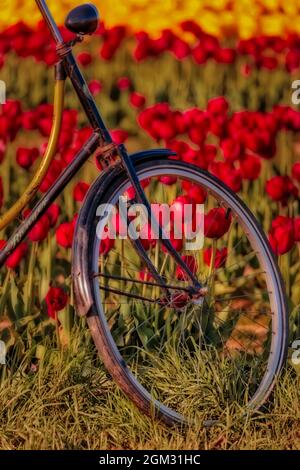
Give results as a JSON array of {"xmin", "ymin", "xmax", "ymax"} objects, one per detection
[
  {"xmin": 1, "ymin": 38, "xmax": 300, "ymax": 451},
  {"xmin": 0, "ymin": 326, "xmax": 299, "ymax": 450}
]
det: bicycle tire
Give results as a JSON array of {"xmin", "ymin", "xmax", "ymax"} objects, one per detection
[{"xmin": 72, "ymin": 156, "xmax": 289, "ymax": 427}]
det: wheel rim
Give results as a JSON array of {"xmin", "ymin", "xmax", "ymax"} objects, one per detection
[{"xmin": 89, "ymin": 162, "xmax": 287, "ymax": 423}]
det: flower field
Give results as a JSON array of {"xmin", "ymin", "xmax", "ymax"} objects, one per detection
[{"xmin": 0, "ymin": 0, "xmax": 300, "ymax": 439}]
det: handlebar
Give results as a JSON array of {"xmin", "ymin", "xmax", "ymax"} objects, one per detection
[{"xmin": 35, "ymin": 0, "xmax": 63, "ymax": 44}]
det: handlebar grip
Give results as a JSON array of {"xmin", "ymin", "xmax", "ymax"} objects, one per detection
[{"xmin": 35, "ymin": 0, "xmax": 63, "ymax": 44}]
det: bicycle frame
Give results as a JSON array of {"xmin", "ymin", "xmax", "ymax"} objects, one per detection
[{"xmin": 0, "ymin": 0, "xmax": 202, "ymax": 293}]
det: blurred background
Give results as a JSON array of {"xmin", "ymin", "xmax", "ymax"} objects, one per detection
[{"xmin": 0, "ymin": 0, "xmax": 300, "ymax": 358}]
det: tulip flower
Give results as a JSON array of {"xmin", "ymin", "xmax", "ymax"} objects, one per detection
[
  {"xmin": 204, "ymin": 247, "xmax": 228, "ymax": 269},
  {"xmin": 176, "ymin": 255, "xmax": 198, "ymax": 281},
  {"xmin": 266, "ymin": 176, "xmax": 298, "ymax": 204},
  {"xmin": 16, "ymin": 147, "xmax": 39, "ymax": 170},
  {"xmin": 204, "ymin": 208, "xmax": 231, "ymax": 239},
  {"xmin": 56, "ymin": 220, "xmax": 75, "ymax": 249},
  {"xmin": 292, "ymin": 162, "xmax": 300, "ymax": 183},
  {"xmin": 269, "ymin": 216, "xmax": 295, "ymax": 256},
  {"xmin": 130, "ymin": 92, "xmax": 146, "ymax": 109},
  {"xmin": 45, "ymin": 286, "xmax": 68, "ymax": 320},
  {"xmin": 0, "ymin": 240, "xmax": 28, "ymax": 270},
  {"xmin": 117, "ymin": 77, "xmax": 132, "ymax": 91},
  {"xmin": 28, "ymin": 214, "xmax": 50, "ymax": 242},
  {"xmin": 73, "ymin": 182, "xmax": 90, "ymax": 203},
  {"xmin": 77, "ymin": 52, "xmax": 92, "ymax": 67}
]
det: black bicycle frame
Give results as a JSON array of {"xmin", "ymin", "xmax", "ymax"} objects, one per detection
[{"xmin": 0, "ymin": 0, "xmax": 202, "ymax": 292}]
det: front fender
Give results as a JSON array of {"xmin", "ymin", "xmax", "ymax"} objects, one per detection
[
  {"xmin": 130, "ymin": 148, "xmax": 177, "ymax": 165},
  {"xmin": 72, "ymin": 148, "xmax": 177, "ymax": 317}
]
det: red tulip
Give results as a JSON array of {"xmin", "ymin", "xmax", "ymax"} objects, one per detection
[
  {"xmin": 62, "ymin": 109, "xmax": 78, "ymax": 130},
  {"xmin": 39, "ymin": 160, "xmax": 63, "ymax": 193},
  {"xmin": 239, "ymin": 154, "xmax": 261, "ymax": 180},
  {"xmin": 221, "ymin": 138, "xmax": 243, "ymax": 162},
  {"xmin": 181, "ymin": 20, "xmax": 203, "ymax": 39},
  {"xmin": 209, "ymin": 114, "xmax": 228, "ymax": 138},
  {"xmin": 159, "ymin": 176, "xmax": 177, "ymax": 186},
  {"xmin": 56, "ymin": 221, "xmax": 75, "ymax": 248},
  {"xmin": 73, "ymin": 181, "xmax": 90, "ymax": 202},
  {"xmin": 170, "ymin": 38, "xmax": 190, "ymax": 60},
  {"xmin": 176, "ymin": 255, "xmax": 198, "ymax": 280},
  {"xmin": 45, "ymin": 286, "xmax": 68, "ymax": 319},
  {"xmin": 292, "ymin": 162, "xmax": 300, "ymax": 183},
  {"xmin": 269, "ymin": 216, "xmax": 295, "ymax": 255},
  {"xmin": 210, "ymin": 161, "xmax": 242, "ymax": 193},
  {"xmin": 130, "ymin": 92, "xmax": 146, "ymax": 109},
  {"xmin": 21, "ymin": 110, "xmax": 38, "ymax": 130},
  {"xmin": 139, "ymin": 270, "xmax": 153, "ymax": 282},
  {"xmin": 46, "ymin": 204, "xmax": 61, "ymax": 228},
  {"xmin": 111, "ymin": 129, "xmax": 129, "ymax": 145},
  {"xmin": 16, "ymin": 147, "xmax": 39, "ymax": 170},
  {"xmin": 77, "ymin": 52, "xmax": 92, "ymax": 67},
  {"xmin": 182, "ymin": 181, "xmax": 207, "ymax": 203},
  {"xmin": 215, "ymin": 48, "xmax": 236, "ymax": 64},
  {"xmin": 204, "ymin": 207, "xmax": 231, "ymax": 239},
  {"xmin": 28, "ymin": 213, "xmax": 50, "ymax": 242},
  {"xmin": 203, "ymin": 35, "xmax": 220, "ymax": 55},
  {"xmin": 245, "ymin": 129, "xmax": 276, "ymax": 159},
  {"xmin": 203, "ymin": 144, "xmax": 218, "ymax": 164},
  {"xmin": 172, "ymin": 111, "xmax": 187, "ymax": 135},
  {"xmin": 259, "ymin": 56, "xmax": 278, "ymax": 70},
  {"xmin": 286, "ymin": 49, "xmax": 300, "ymax": 73},
  {"xmin": 2, "ymin": 100, "xmax": 22, "ymax": 120},
  {"xmin": 0, "ymin": 117, "xmax": 9, "ymax": 141},
  {"xmin": 266, "ymin": 176, "xmax": 298, "ymax": 204},
  {"xmin": 100, "ymin": 236, "xmax": 115, "ymax": 255},
  {"xmin": 294, "ymin": 218, "xmax": 300, "ymax": 242},
  {"xmin": 61, "ymin": 148, "xmax": 77, "ymax": 166},
  {"xmin": 44, "ymin": 49, "xmax": 58, "ymax": 66},
  {"xmin": 117, "ymin": 77, "xmax": 131, "ymax": 91},
  {"xmin": 88, "ymin": 80, "xmax": 102, "ymax": 96},
  {"xmin": 0, "ymin": 240, "xmax": 28, "ymax": 269},
  {"xmin": 207, "ymin": 97, "xmax": 229, "ymax": 116},
  {"xmin": 204, "ymin": 247, "xmax": 228, "ymax": 268},
  {"xmin": 73, "ymin": 127, "xmax": 93, "ymax": 149},
  {"xmin": 192, "ymin": 45, "xmax": 208, "ymax": 64}
]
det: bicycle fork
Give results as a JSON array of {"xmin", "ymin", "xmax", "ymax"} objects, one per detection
[{"xmin": 117, "ymin": 144, "xmax": 205, "ymax": 298}]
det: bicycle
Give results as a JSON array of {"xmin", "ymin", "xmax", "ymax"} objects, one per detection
[{"xmin": 0, "ymin": 0, "xmax": 288, "ymax": 427}]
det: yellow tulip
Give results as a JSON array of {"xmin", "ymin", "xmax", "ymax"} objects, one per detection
[
  {"xmin": 1, "ymin": 0, "xmax": 300, "ymax": 39},
  {"xmin": 260, "ymin": 13, "xmax": 287, "ymax": 36}
]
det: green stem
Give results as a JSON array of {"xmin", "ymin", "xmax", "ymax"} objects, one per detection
[
  {"xmin": 154, "ymin": 243, "xmax": 160, "ymax": 333},
  {"xmin": 0, "ymin": 270, "xmax": 11, "ymax": 316},
  {"xmin": 208, "ymin": 239, "xmax": 217, "ymax": 301},
  {"xmin": 55, "ymin": 310, "xmax": 61, "ymax": 350},
  {"xmin": 47, "ymin": 233, "xmax": 52, "ymax": 283},
  {"xmin": 25, "ymin": 243, "xmax": 38, "ymax": 314}
]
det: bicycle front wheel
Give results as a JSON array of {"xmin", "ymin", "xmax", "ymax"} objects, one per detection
[{"xmin": 73, "ymin": 157, "xmax": 288, "ymax": 427}]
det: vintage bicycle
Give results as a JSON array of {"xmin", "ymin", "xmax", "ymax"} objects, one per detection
[{"xmin": 0, "ymin": 0, "xmax": 288, "ymax": 426}]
